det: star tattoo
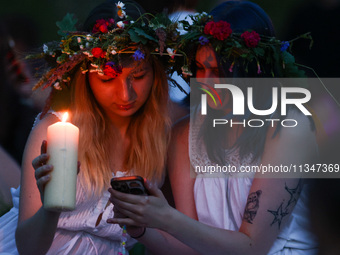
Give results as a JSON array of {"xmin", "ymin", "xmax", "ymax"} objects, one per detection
[
  {"xmin": 267, "ymin": 202, "xmax": 289, "ymax": 229},
  {"xmin": 285, "ymin": 179, "xmax": 302, "ymax": 209}
]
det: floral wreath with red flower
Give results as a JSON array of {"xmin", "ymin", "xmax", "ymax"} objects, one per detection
[
  {"xmin": 29, "ymin": 1, "xmax": 187, "ymax": 94},
  {"xmin": 178, "ymin": 12, "xmax": 313, "ymax": 78}
]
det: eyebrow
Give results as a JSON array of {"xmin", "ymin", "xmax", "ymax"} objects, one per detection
[
  {"xmin": 195, "ymin": 60, "xmax": 218, "ymax": 70},
  {"xmin": 132, "ymin": 62, "xmax": 152, "ymax": 73},
  {"xmin": 195, "ymin": 60, "xmax": 203, "ymax": 66},
  {"xmin": 132, "ymin": 67, "xmax": 146, "ymax": 73}
]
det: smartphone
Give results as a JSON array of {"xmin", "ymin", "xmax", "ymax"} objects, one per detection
[{"xmin": 111, "ymin": 176, "xmax": 148, "ymax": 195}]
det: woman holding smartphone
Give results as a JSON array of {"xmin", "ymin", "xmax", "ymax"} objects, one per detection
[
  {"xmin": 0, "ymin": 0, "xmax": 186, "ymax": 254},
  {"xmin": 108, "ymin": 1, "xmax": 319, "ymax": 254}
]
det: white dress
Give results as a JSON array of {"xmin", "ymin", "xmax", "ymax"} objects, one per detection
[
  {"xmin": 189, "ymin": 116, "xmax": 319, "ymax": 255},
  {"xmin": 0, "ymin": 112, "xmax": 136, "ymax": 255}
]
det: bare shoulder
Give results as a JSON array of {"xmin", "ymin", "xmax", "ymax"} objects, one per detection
[
  {"xmin": 171, "ymin": 115, "xmax": 190, "ymax": 144},
  {"xmin": 22, "ymin": 113, "xmax": 61, "ymax": 173},
  {"xmin": 29, "ymin": 114, "xmax": 61, "ymax": 138},
  {"xmin": 262, "ymin": 110, "xmax": 318, "ymax": 170},
  {"xmin": 168, "ymin": 101, "xmax": 189, "ymax": 123},
  {"xmin": 267, "ymin": 110, "xmax": 316, "ymax": 145},
  {"xmin": 167, "ymin": 116, "xmax": 190, "ymax": 173}
]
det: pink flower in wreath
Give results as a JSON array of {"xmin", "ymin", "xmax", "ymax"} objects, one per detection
[
  {"xmin": 204, "ymin": 20, "xmax": 232, "ymax": 41},
  {"xmin": 92, "ymin": 18, "xmax": 115, "ymax": 33},
  {"xmin": 91, "ymin": 47, "xmax": 106, "ymax": 58},
  {"xmin": 241, "ymin": 31, "xmax": 261, "ymax": 48}
]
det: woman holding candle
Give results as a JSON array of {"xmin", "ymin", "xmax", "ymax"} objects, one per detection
[
  {"xmin": 0, "ymin": 0, "xmax": 185, "ymax": 254},
  {"xmin": 108, "ymin": 1, "xmax": 320, "ymax": 254}
]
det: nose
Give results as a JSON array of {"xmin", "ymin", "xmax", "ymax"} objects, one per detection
[
  {"xmin": 119, "ymin": 78, "xmax": 136, "ymax": 102},
  {"xmin": 197, "ymin": 68, "xmax": 216, "ymax": 79},
  {"xmin": 197, "ymin": 69, "xmax": 212, "ymax": 86}
]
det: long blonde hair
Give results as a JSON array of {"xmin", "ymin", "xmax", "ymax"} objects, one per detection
[{"xmin": 58, "ymin": 56, "xmax": 171, "ymax": 195}]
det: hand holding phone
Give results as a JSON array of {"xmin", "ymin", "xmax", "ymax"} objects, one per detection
[{"xmin": 111, "ymin": 176, "xmax": 148, "ymax": 195}]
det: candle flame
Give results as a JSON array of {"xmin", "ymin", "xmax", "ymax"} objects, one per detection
[{"xmin": 62, "ymin": 112, "xmax": 69, "ymax": 123}]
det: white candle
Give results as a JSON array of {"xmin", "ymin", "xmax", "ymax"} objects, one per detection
[{"xmin": 44, "ymin": 112, "xmax": 79, "ymax": 211}]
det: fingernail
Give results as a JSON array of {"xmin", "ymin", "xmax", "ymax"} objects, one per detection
[{"xmin": 45, "ymin": 165, "xmax": 53, "ymax": 170}]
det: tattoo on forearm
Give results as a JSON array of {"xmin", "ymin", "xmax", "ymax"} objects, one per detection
[
  {"xmin": 242, "ymin": 190, "xmax": 262, "ymax": 224},
  {"xmin": 285, "ymin": 179, "xmax": 302, "ymax": 209},
  {"xmin": 267, "ymin": 180, "xmax": 302, "ymax": 229},
  {"xmin": 267, "ymin": 202, "xmax": 289, "ymax": 229}
]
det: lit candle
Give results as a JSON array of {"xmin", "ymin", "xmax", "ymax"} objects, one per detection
[{"xmin": 44, "ymin": 112, "xmax": 79, "ymax": 211}]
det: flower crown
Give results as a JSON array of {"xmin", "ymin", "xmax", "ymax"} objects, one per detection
[
  {"xmin": 178, "ymin": 13, "xmax": 313, "ymax": 77},
  {"xmin": 30, "ymin": 1, "xmax": 185, "ymax": 92}
]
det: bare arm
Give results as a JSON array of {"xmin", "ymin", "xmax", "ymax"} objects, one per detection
[
  {"xmin": 168, "ymin": 112, "xmax": 317, "ymax": 254},
  {"xmin": 109, "ymin": 112, "xmax": 317, "ymax": 254},
  {"xmin": 109, "ymin": 117, "xmax": 200, "ymax": 255},
  {"xmin": 15, "ymin": 115, "xmax": 61, "ymax": 255},
  {"xmin": 167, "ymin": 117, "xmax": 197, "ymax": 219}
]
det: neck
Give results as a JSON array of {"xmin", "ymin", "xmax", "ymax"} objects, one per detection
[{"xmin": 107, "ymin": 114, "xmax": 132, "ymax": 138}]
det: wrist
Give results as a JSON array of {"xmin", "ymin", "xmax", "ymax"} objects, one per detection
[
  {"xmin": 130, "ymin": 227, "xmax": 146, "ymax": 239},
  {"xmin": 160, "ymin": 206, "xmax": 178, "ymax": 234},
  {"xmin": 41, "ymin": 206, "xmax": 61, "ymax": 221}
]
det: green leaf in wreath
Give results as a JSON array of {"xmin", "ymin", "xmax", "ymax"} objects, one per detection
[
  {"xmin": 128, "ymin": 29, "xmax": 147, "ymax": 44},
  {"xmin": 234, "ymin": 40, "xmax": 242, "ymax": 48},
  {"xmin": 133, "ymin": 28, "xmax": 158, "ymax": 43},
  {"xmin": 270, "ymin": 45, "xmax": 280, "ymax": 63},
  {"xmin": 181, "ymin": 31, "xmax": 201, "ymax": 43},
  {"xmin": 253, "ymin": 47, "xmax": 265, "ymax": 57},
  {"xmin": 56, "ymin": 13, "xmax": 78, "ymax": 36},
  {"xmin": 283, "ymin": 62, "xmax": 306, "ymax": 78}
]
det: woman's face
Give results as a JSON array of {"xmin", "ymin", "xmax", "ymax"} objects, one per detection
[
  {"xmin": 88, "ymin": 62, "xmax": 153, "ymax": 120},
  {"xmin": 195, "ymin": 45, "xmax": 230, "ymax": 110}
]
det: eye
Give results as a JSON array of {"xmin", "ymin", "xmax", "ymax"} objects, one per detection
[
  {"xmin": 101, "ymin": 77, "xmax": 114, "ymax": 82},
  {"xmin": 196, "ymin": 63, "xmax": 204, "ymax": 70},
  {"xmin": 132, "ymin": 71, "xmax": 146, "ymax": 80}
]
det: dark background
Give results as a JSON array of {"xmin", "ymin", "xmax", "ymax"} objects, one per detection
[{"xmin": 0, "ymin": 0, "xmax": 309, "ymax": 43}]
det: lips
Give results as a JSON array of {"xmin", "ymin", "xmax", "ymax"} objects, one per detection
[{"xmin": 116, "ymin": 102, "xmax": 135, "ymax": 110}]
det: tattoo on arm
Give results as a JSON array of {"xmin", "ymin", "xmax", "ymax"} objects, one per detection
[
  {"xmin": 285, "ymin": 179, "xmax": 302, "ymax": 209},
  {"xmin": 267, "ymin": 180, "xmax": 302, "ymax": 229},
  {"xmin": 267, "ymin": 202, "xmax": 289, "ymax": 229},
  {"xmin": 242, "ymin": 190, "xmax": 262, "ymax": 224}
]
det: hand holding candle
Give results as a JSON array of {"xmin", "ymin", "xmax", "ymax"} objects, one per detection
[{"xmin": 44, "ymin": 112, "xmax": 79, "ymax": 211}]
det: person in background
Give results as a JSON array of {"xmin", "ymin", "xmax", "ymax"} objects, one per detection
[{"xmin": 0, "ymin": 15, "xmax": 45, "ymax": 165}]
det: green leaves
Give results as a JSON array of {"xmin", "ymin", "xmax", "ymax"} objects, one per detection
[
  {"xmin": 128, "ymin": 29, "xmax": 146, "ymax": 44},
  {"xmin": 281, "ymin": 51, "xmax": 306, "ymax": 77},
  {"xmin": 56, "ymin": 13, "xmax": 78, "ymax": 36},
  {"xmin": 253, "ymin": 47, "xmax": 265, "ymax": 57},
  {"xmin": 134, "ymin": 28, "xmax": 158, "ymax": 42},
  {"xmin": 128, "ymin": 27, "xmax": 157, "ymax": 44}
]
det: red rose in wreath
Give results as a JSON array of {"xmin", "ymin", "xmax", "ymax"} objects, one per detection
[
  {"xmin": 91, "ymin": 47, "xmax": 106, "ymax": 58},
  {"xmin": 241, "ymin": 31, "xmax": 261, "ymax": 48},
  {"xmin": 204, "ymin": 20, "xmax": 232, "ymax": 41}
]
